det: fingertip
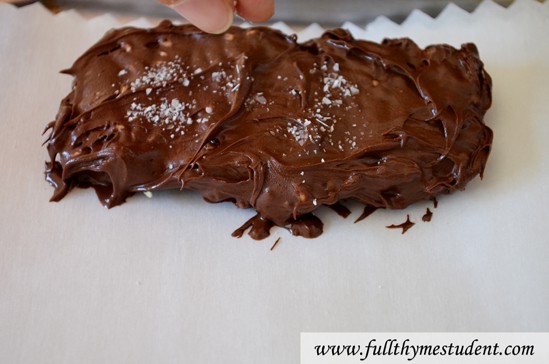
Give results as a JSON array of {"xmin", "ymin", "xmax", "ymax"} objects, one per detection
[
  {"xmin": 236, "ymin": 0, "xmax": 275, "ymax": 23},
  {"xmin": 171, "ymin": 0, "xmax": 234, "ymax": 34}
]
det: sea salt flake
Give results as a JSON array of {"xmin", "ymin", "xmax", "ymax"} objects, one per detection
[
  {"xmin": 212, "ymin": 72, "xmax": 222, "ymax": 82},
  {"xmin": 255, "ymin": 94, "xmax": 267, "ymax": 105}
]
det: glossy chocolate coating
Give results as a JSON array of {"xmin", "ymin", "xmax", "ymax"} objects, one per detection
[{"xmin": 44, "ymin": 21, "xmax": 493, "ymax": 239}]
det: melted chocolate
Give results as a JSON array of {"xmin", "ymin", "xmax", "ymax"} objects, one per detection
[
  {"xmin": 232, "ymin": 214, "xmax": 274, "ymax": 240},
  {"xmin": 44, "ymin": 21, "xmax": 493, "ymax": 239}
]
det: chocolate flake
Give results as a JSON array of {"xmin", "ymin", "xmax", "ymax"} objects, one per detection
[{"xmin": 270, "ymin": 237, "xmax": 281, "ymax": 251}]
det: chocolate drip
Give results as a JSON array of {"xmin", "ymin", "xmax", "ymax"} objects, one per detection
[
  {"xmin": 44, "ymin": 22, "xmax": 493, "ymax": 239},
  {"xmin": 286, "ymin": 214, "xmax": 323, "ymax": 238},
  {"xmin": 232, "ymin": 214, "xmax": 274, "ymax": 240}
]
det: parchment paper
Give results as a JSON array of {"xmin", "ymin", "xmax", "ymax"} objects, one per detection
[{"xmin": 0, "ymin": 1, "xmax": 548, "ymax": 363}]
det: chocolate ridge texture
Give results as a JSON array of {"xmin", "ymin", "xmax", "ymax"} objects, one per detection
[{"xmin": 44, "ymin": 21, "xmax": 493, "ymax": 239}]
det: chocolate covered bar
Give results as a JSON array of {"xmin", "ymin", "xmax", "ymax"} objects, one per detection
[{"xmin": 44, "ymin": 21, "xmax": 493, "ymax": 239}]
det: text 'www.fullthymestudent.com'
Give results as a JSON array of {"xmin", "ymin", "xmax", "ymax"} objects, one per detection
[{"xmin": 300, "ymin": 333, "xmax": 548, "ymax": 363}]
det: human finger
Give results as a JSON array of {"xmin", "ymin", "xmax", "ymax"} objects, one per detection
[
  {"xmin": 158, "ymin": 0, "xmax": 234, "ymax": 34},
  {"xmin": 235, "ymin": 0, "xmax": 275, "ymax": 23}
]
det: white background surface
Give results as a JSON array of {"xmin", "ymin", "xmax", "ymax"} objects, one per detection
[{"xmin": 0, "ymin": 1, "xmax": 548, "ymax": 363}]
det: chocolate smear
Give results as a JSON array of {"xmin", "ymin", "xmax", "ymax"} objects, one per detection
[{"xmin": 387, "ymin": 214, "xmax": 415, "ymax": 234}]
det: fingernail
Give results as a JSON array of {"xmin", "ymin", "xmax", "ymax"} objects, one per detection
[{"xmin": 172, "ymin": 0, "xmax": 233, "ymax": 34}]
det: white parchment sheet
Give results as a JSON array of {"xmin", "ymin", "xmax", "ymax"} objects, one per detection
[{"xmin": 0, "ymin": 1, "xmax": 548, "ymax": 363}]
